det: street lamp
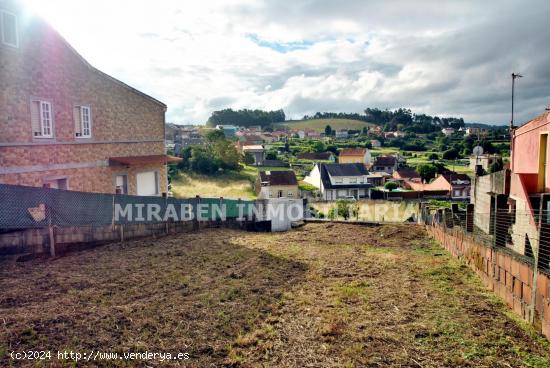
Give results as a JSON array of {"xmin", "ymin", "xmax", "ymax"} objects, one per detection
[{"xmin": 510, "ymin": 73, "xmax": 523, "ymax": 131}]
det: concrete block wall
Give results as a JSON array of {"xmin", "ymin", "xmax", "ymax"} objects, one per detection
[
  {"xmin": 0, "ymin": 218, "xmax": 248, "ymax": 257},
  {"xmin": 427, "ymin": 224, "xmax": 550, "ymax": 338}
]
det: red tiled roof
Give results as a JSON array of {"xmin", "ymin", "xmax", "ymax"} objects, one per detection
[
  {"xmin": 393, "ymin": 169, "xmax": 420, "ymax": 179},
  {"xmin": 340, "ymin": 148, "xmax": 367, "ymax": 156}
]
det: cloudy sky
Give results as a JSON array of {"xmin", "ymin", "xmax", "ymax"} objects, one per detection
[{"xmin": 23, "ymin": 0, "xmax": 550, "ymax": 125}]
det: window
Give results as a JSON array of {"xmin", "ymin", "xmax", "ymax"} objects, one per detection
[
  {"xmin": 115, "ymin": 174, "xmax": 128, "ymax": 194},
  {"xmin": 349, "ymin": 177, "xmax": 357, "ymax": 184},
  {"xmin": 288, "ymin": 191, "xmax": 293, "ymax": 197},
  {"xmin": 1, "ymin": 10, "xmax": 18, "ymax": 48},
  {"xmin": 31, "ymin": 100, "xmax": 53, "ymax": 138},
  {"xmin": 43, "ymin": 178, "xmax": 68, "ymax": 190},
  {"xmin": 74, "ymin": 106, "xmax": 92, "ymax": 138},
  {"xmin": 277, "ymin": 190, "xmax": 283, "ymax": 198},
  {"xmin": 136, "ymin": 171, "xmax": 159, "ymax": 196}
]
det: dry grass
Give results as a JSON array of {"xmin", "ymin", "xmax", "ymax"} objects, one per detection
[
  {"xmin": 171, "ymin": 172, "xmax": 255, "ymax": 199},
  {"xmin": 2, "ymin": 223, "xmax": 550, "ymax": 367}
]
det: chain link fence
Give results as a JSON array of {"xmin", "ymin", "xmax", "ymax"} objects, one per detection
[
  {"xmin": 421, "ymin": 203, "xmax": 550, "ymax": 276},
  {"xmin": 0, "ymin": 184, "xmax": 254, "ymax": 231}
]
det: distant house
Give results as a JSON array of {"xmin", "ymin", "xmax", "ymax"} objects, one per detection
[
  {"xmin": 296, "ymin": 130, "xmax": 306, "ymax": 139},
  {"xmin": 304, "ymin": 163, "xmax": 372, "ymax": 200},
  {"xmin": 297, "ymin": 152, "xmax": 336, "ymax": 162},
  {"xmin": 384, "ymin": 131, "xmax": 406, "ymax": 139},
  {"xmin": 338, "ymin": 148, "xmax": 371, "ymax": 165},
  {"xmin": 408, "ymin": 172, "xmax": 471, "ymax": 199},
  {"xmin": 393, "ymin": 168, "xmax": 421, "ymax": 182},
  {"xmin": 464, "ymin": 127, "xmax": 488, "ymax": 138},
  {"xmin": 242, "ymin": 145, "xmax": 265, "ymax": 166},
  {"xmin": 271, "ymin": 131, "xmax": 289, "ymax": 141},
  {"xmin": 441, "ymin": 127, "xmax": 455, "ymax": 136},
  {"xmin": 370, "ymin": 139, "xmax": 382, "ymax": 148},
  {"xmin": 216, "ymin": 125, "xmax": 237, "ymax": 137},
  {"xmin": 335, "ymin": 130, "xmax": 349, "ymax": 139},
  {"xmin": 372, "ymin": 155, "xmax": 399, "ymax": 174},
  {"xmin": 305, "ymin": 129, "xmax": 321, "ymax": 139},
  {"xmin": 255, "ymin": 170, "xmax": 299, "ymax": 199}
]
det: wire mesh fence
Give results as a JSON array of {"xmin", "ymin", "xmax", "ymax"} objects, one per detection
[
  {"xmin": 422, "ymin": 203, "xmax": 550, "ymax": 275},
  {"xmin": 0, "ymin": 183, "xmax": 255, "ymax": 231}
]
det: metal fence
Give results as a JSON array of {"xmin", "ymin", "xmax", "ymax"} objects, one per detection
[
  {"xmin": 421, "ymin": 203, "xmax": 550, "ymax": 275},
  {"xmin": 0, "ymin": 184, "xmax": 254, "ymax": 230}
]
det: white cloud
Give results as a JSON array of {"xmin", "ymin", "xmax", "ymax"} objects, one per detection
[{"xmin": 21, "ymin": 0, "xmax": 550, "ymax": 124}]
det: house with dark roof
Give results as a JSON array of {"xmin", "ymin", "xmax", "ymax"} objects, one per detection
[
  {"xmin": 372, "ymin": 155, "xmax": 399, "ymax": 174},
  {"xmin": 338, "ymin": 148, "xmax": 371, "ymax": 165},
  {"xmin": 255, "ymin": 170, "xmax": 299, "ymax": 199},
  {"xmin": 304, "ymin": 163, "xmax": 373, "ymax": 200},
  {"xmin": 297, "ymin": 152, "xmax": 335, "ymax": 162}
]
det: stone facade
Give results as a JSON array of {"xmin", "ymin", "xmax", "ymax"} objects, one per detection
[{"xmin": 0, "ymin": 0, "xmax": 168, "ymax": 195}]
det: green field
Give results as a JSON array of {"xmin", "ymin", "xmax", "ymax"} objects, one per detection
[
  {"xmin": 171, "ymin": 165, "xmax": 295, "ymax": 200},
  {"xmin": 276, "ymin": 118, "xmax": 375, "ymax": 132}
]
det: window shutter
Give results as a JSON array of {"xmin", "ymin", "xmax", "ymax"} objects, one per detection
[
  {"xmin": 31, "ymin": 101, "xmax": 41, "ymax": 136},
  {"xmin": 74, "ymin": 106, "xmax": 82, "ymax": 136},
  {"xmin": 1, "ymin": 11, "xmax": 18, "ymax": 47}
]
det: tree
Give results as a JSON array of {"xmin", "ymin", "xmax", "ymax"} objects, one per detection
[
  {"xmin": 242, "ymin": 152, "xmax": 255, "ymax": 165},
  {"xmin": 206, "ymin": 108, "xmax": 286, "ymax": 127},
  {"xmin": 417, "ymin": 164, "xmax": 438, "ymax": 183},
  {"xmin": 205, "ymin": 129, "xmax": 225, "ymax": 142},
  {"xmin": 265, "ymin": 151, "xmax": 277, "ymax": 160},
  {"xmin": 384, "ymin": 182, "xmax": 398, "ymax": 191},
  {"xmin": 325, "ymin": 125, "xmax": 333, "ymax": 136},
  {"xmin": 336, "ymin": 200, "xmax": 351, "ymax": 220},
  {"xmin": 428, "ymin": 153, "xmax": 439, "ymax": 161},
  {"xmin": 442, "ymin": 148, "xmax": 460, "ymax": 160},
  {"xmin": 489, "ymin": 157, "xmax": 504, "ymax": 173}
]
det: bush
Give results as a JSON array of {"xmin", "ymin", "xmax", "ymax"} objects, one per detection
[
  {"xmin": 442, "ymin": 148, "xmax": 460, "ymax": 160},
  {"xmin": 384, "ymin": 182, "xmax": 398, "ymax": 191}
]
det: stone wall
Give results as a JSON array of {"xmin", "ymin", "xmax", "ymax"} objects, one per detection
[
  {"xmin": 0, "ymin": 0, "xmax": 167, "ymax": 195},
  {"xmin": 0, "ymin": 218, "xmax": 249, "ymax": 256}
]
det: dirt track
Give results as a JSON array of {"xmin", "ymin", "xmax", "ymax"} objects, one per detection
[{"xmin": 1, "ymin": 223, "xmax": 550, "ymax": 367}]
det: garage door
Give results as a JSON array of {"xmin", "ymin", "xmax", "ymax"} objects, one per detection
[{"xmin": 136, "ymin": 171, "xmax": 158, "ymax": 196}]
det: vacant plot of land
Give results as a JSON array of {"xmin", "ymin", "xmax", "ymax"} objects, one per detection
[
  {"xmin": 2, "ymin": 224, "xmax": 550, "ymax": 367},
  {"xmin": 171, "ymin": 171, "xmax": 255, "ymax": 199}
]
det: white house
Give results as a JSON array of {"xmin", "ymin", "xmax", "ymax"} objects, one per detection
[
  {"xmin": 335, "ymin": 130, "xmax": 349, "ymax": 139},
  {"xmin": 304, "ymin": 163, "xmax": 373, "ymax": 200},
  {"xmin": 441, "ymin": 127, "xmax": 455, "ymax": 136}
]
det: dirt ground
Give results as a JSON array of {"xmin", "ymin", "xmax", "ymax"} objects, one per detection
[{"xmin": 1, "ymin": 223, "xmax": 550, "ymax": 367}]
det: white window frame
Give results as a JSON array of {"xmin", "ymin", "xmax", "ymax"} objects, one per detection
[
  {"xmin": 76, "ymin": 105, "xmax": 92, "ymax": 138},
  {"xmin": 1, "ymin": 9, "xmax": 19, "ymax": 48},
  {"xmin": 37, "ymin": 100, "xmax": 53, "ymax": 138}
]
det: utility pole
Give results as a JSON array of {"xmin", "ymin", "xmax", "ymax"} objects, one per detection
[{"xmin": 510, "ymin": 73, "xmax": 523, "ymax": 131}]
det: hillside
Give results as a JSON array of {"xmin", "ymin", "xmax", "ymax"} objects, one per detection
[{"xmin": 277, "ymin": 118, "xmax": 376, "ymax": 132}]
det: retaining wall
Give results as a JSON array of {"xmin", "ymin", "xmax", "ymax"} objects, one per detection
[
  {"xmin": 0, "ymin": 218, "xmax": 249, "ymax": 256},
  {"xmin": 426, "ymin": 224, "xmax": 550, "ymax": 338}
]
